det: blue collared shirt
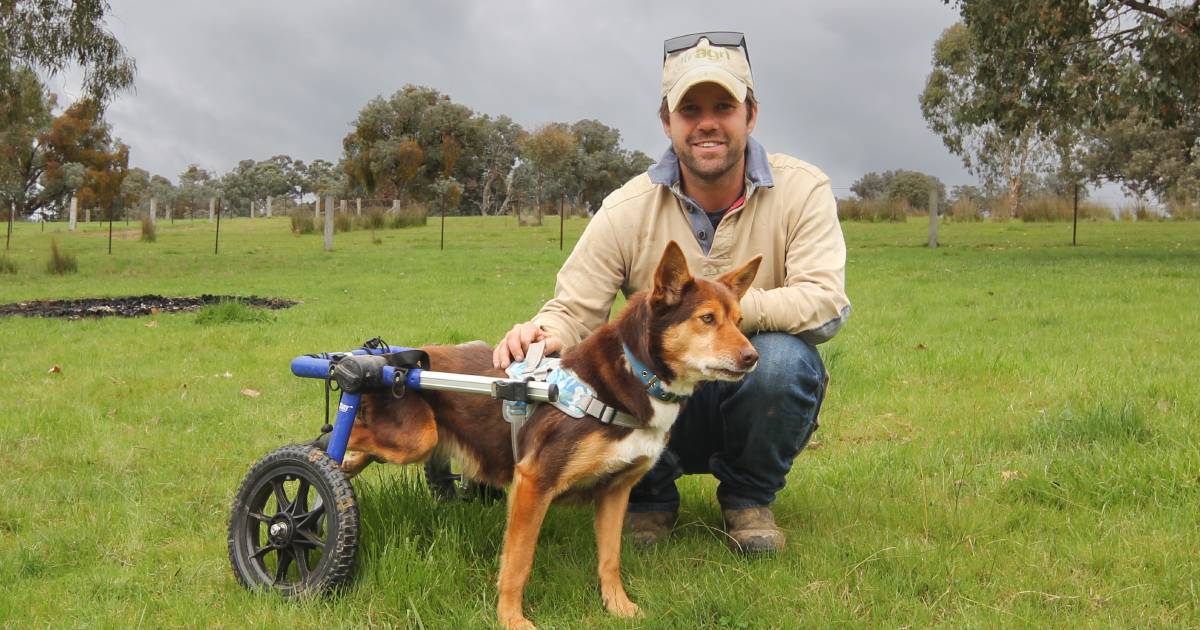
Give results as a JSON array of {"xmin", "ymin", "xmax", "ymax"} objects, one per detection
[{"xmin": 647, "ymin": 136, "xmax": 775, "ymax": 255}]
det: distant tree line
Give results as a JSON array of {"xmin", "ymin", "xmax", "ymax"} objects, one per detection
[
  {"xmin": 1, "ymin": 80, "xmax": 652, "ymax": 221},
  {"xmin": 847, "ymin": 168, "xmax": 1088, "ymax": 214},
  {"xmin": 340, "ymin": 84, "xmax": 653, "ymax": 216}
]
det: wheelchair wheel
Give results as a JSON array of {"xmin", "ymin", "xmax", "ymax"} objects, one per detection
[
  {"xmin": 228, "ymin": 444, "xmax": 359, "ymax": 597},
  {"xmin": 424, "ymin": 456, "xmax": 506, "ymax": 504},
  {"xmin": 423, "ymin": 455, "xmax": 460, "ymax": 502}
]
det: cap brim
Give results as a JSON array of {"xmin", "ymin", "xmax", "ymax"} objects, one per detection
[{"xmin": 666, "ymin": 67, "xmax": 749, "ymax": 112}]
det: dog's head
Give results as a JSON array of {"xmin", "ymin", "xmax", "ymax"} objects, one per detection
[{"xmin": 645, "ymin": 241, "xmax": 761, "ymax": 391}]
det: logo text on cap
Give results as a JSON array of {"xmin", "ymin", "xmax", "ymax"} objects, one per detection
[{"xmin": 683, "ymin": 46, "xmax": 732, "ymax": 64}]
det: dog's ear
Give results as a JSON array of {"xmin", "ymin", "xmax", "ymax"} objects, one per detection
[
  {"xmin": 652, "ymin": 241, "xmax": 692, "ymax": 306},
  {"xmin": 716, "ymin": 255, "xmax": 762, "ymax": 300}
]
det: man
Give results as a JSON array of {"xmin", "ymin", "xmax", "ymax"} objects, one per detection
[{"xmin": 493, "ymin": 31, "xmax": 850, "ymax": 554}]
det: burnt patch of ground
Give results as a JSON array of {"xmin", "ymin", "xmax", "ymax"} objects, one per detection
[{"xmin": 0, "ymin": 294, "xmax": 298, "ymax": 319}]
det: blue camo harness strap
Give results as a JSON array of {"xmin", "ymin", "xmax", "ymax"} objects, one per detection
[{"xmin": 502, "ymin": 342, "xmax": 640, "ymax": 459}]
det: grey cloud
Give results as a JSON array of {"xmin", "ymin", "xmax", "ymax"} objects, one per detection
[{"xmin": 88, "ymin": 0, "xmax": 969, "ymax": 191}]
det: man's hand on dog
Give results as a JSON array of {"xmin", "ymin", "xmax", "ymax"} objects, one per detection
[{"xmin": 494, "ymin": 322, "xmax": 562, "ymax": 369}]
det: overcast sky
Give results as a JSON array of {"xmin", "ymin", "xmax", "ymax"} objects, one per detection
[{"xmin": 49, "ymin": 0, "xmax": 977, "ymax": 196}]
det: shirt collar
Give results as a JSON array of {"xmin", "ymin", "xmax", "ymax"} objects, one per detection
[{"xmin": 647, "ymin": 136, "xmax": 775, "ymax": 189}]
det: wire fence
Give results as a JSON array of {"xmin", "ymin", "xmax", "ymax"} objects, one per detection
[
  {"xmin": 2, "ymin": 192, "xmax": 598, "ymax": 258},
  {"xmin": 5, "ymin": 186, "xmax": 1196, "ymax": 261}
]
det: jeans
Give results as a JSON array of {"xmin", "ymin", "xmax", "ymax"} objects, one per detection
[{"xmin": 628, "ymin": 333, "xmax": 826, "ymax": 511}]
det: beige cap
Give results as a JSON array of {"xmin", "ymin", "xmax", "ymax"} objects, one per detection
[{"xmin": 661, "ymin": 37, "xmax": 754, "ymax": 112}]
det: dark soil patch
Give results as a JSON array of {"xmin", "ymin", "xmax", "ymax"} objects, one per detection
[{"xmin": 0, "ymin": 294, "xmax": 298, "ymax": 319}]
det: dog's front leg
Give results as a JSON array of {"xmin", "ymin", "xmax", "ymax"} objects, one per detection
[
  {"xmin": 496, "ymin": 465, "xmax": 552, "ymax": 630},
  {"xmin": 594, "ymin": 478, "xmax": 641, "ymax": 618},
  {"xmin": 339, "ymin": 450, "xmax": 376, "ymax": 478}
]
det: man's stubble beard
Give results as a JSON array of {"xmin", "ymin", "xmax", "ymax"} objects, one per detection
[{"xmin": 674, "ymin": 135, "xmax": 746, "ymax": 185}]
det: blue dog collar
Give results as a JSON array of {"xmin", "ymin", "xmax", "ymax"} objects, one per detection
[{"xmin": 622, "ymin": 344, "xmax": 687, "ymax": 403}]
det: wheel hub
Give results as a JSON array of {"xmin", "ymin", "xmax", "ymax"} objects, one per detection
[{"xmin": 268, "ymin": 515, "xmax": 294, "ymax": 547}]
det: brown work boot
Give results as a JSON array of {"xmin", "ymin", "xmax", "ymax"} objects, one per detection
[
  {"xmin": 623, "ymin": 510, "xmax": 677, "ymax": 547},
  {"xmin": 722, "ymin": 505, "xmax": 785, "ymax": 554}
]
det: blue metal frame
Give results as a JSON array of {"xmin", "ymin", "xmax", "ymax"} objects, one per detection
[
  {"xmin": 287, "ymin": 343, "xmax": 557, "ymax": 464},
  {"xmin": 289, "ymin": 345, "xmax": 425, "ymax": 463}
]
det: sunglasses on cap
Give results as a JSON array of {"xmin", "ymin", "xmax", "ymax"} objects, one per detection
[{"xmin": 663, "ymin": 31, "xmax": 751, "ymax": 68}]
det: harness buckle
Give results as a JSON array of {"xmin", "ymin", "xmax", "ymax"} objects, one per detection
[{"xmin": 492, "ymin": 378, "xmax": 531, "ymax": 402}]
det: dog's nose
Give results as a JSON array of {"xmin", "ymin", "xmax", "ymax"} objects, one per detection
[{"xmin": 739, "ymin": 347, "xmax": 759, "ymax": 370}]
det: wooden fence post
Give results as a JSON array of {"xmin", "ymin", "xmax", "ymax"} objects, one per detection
[
  {"xmin": 209, "ymin": 197, "xmax": 216, "ymax": 222},
  {"xmin": 928, "ymin": 187, "xmax": 939, "ymax": 249},
  {"xmin": 266, "ymin": 196, "xmax": 272, "ymax": 218},
  {"xmin": 150, "ymin": 198, "xmax": 157, "ymax": 227},
  {"xmin": 324, "ymin": 196, "xmax": 334, "ymax": 251},
  {"xmin": 69, "ymin": 197, "xmax": 78, "ymax": 231},
  {"xmin": 1072, "ymin": 183, "xmax": 1079, "ymax": 246},
  {"xmin": 356, "ymin": 198, "xmax": 361, "ymax": 217}
]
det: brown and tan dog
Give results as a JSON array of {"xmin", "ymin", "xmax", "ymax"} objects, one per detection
[{"xmin": 341, "ymin": 241, "xmax": 761, "ymax": 629}]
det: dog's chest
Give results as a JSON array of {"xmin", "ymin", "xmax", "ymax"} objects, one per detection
[{"xmin": 609, "ymin": 399, "xmax": 680, "ymax": 465}]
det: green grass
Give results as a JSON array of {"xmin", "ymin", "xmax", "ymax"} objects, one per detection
[
  {"xmin": 0, "ymin": 216, "xmax": 1197, "ymax": 627},
  {"xmin": 194, "ymin": 300, "xmax": 275, "ymax": 325}
]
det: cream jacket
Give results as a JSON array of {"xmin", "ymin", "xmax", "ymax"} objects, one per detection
[{"xmin": 531, "ymin": 151, "xmax": 851, "ymax": 349}]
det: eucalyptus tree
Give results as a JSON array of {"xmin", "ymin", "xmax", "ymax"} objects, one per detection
[
  {"xmin": 177, "ymin": 164, "xmax": 216, "ymax": 218},
  {"xmin": 920, "ymin": 23, "xmax": 1056, "ymax": 216},
  {"xmin": 0, "ymin": 0, "xmax": 135, "ymax": 104},
  {"xmin": 147, "ymin": 174, "xmax": 175, "ymax": 210},
  {"xmin": 303, "ymin": 159, "xmax": 339, "ymax": 199},
  {"xmin": 221, "ymin": 158, "xmax": 293, "ymax": 215},
  {"xmin": 41, "ymin": 99, "xmax": 128, "ymax": 218},
  {"xmin": 477, "ymin": 115, "xmax": 523, "ymax": 215},
  {"xmin": 266, "ymin": 154, "xmax": 304, "ymax": 202},
  {"xmin": 567, "ymin": 119, "xmax": 652, "ymax": 213},
  {"xmin": 851, "ymin": 169, "xmax": 947, "ymax": 211},
  {"xmin": 119, "ymin": 167, "xmax": 150, "ymax": 210},
  {"xmin": 937, "ymin": 0, "xmax": 1200, "ymax": 203},
  {"xmin": 517, "ymin": 123, "xmax": 576, "ymax": 210},
  {"xmin": 0, "ymin": 64, "xmax": 53, "ymax": 218}
]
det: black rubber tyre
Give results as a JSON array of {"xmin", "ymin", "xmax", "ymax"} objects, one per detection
[
  {"xmin": 228, "ymin": 444, "xmax": 358, "ymax": 597},
  {"xmin": 423, "ymin": 455, "xmax": 505, "ymax": 504},
  {"xmin": 470, "ymin": 479, "xmax": 506, "ymax": 504},
  {"xmin": 423, "ymin": 455, "xmax": 460, "ymax": 502}
]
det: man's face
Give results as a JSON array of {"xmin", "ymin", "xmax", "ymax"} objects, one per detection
[{"xmin": 662, "ymin": 82, "xmax": 757, "ymax": 185}]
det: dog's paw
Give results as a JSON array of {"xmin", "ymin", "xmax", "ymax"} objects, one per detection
[
  {"xmin": 339, "ymin": 451, "xmax": 373, "ymax": 477},
  {"xmin": 499, "ymin": 615, "xmax": 536, "ymax": 630},
  {"xmin": 603, "ymin": 593, "xmax": 641, "ymax": 618}
]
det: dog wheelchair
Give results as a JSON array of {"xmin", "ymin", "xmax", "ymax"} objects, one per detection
[{"xmin": 226, "ymin": 338, "xmax": 558, "ymax": 596}]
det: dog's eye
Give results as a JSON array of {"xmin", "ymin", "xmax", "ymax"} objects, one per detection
[{"xmin": 700, "ymin": 313, "xmax": 715, "ymax": 324}]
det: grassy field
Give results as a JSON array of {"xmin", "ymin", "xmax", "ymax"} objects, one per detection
[{"xmin": 1, "ymin": 216, "xmax": 1197, "ymax": 628}]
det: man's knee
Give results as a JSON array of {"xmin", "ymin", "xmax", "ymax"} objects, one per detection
[
  {"xmin": 743, "ymin": 332, "xmax": 825, "ymax": 395},
  {"xmin": 722, "ymin": 333, "xmax": 826, "ymax": 445}
]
